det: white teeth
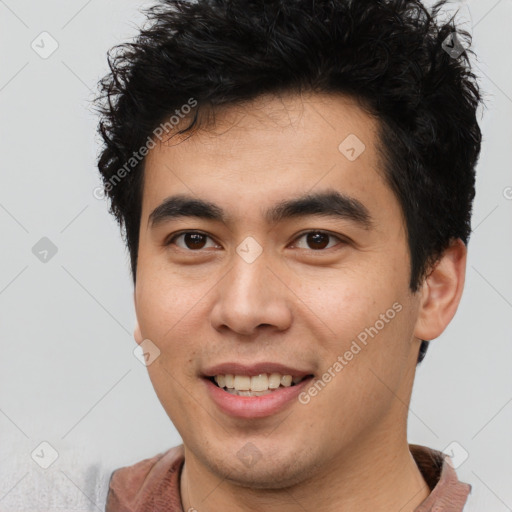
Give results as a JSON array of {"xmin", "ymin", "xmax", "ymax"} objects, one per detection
[
  {"xmin": 225, "ymin": 388, "xmax": 274, "ymax": 397},
  {"xmin": 280, "ymin": 375, "xmax": 292, "ymax": 387},
  {"xmin": 213, "ymin": 372, "xmax": 307, "ymax": 392},
  {"xmin": 250, "ymin": 390, "xmax": 271, "ymax": 396},
  {"xmin": 268, "ymin": 373, "xmax": 281, "ymax": 389},
  {"xmin": 236, "ymin": 390, "xmax": 253, "ymax": 397},
  {"xmin": 250, "ymin": 374, "xmax": 268, "ymax": 391},
  {"xmin": 233, "ymin": 375, "xmax": 251, "ymax": 391}
]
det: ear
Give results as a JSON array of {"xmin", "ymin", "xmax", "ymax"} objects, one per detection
[
  {"xmin": 133, "ymin": 290, "xmax": 143, "ymax": 344},
  {"xmin": 134, "ymin": 322, "xmax": 143, "ymax": 345},
  {"xmin": 413, "ymin": 238, "xmax": 467, "ymax": 341}
]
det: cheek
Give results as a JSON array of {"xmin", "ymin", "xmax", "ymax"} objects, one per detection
[
  {"xmin": 135, "ymin": 248, "xmax": 208, "ymax": 333},
  {"xmin": 302, "ymin": 267, "xmax": 395, "ymax": 331},
  {"xmin": 135, "ymin": 274, "xmax": 205, "ymax": 405},
  {"xmin": 302, "ymin": 266, "xmax": 414, "ymax": 381}
]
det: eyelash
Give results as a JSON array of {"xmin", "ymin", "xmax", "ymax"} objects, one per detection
[{"xmin": 164, "ymin": 230, "xmax": 347, "ymax": 252}]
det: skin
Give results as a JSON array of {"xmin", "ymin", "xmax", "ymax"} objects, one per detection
[{"xmin": 133, "ymin": 91, "xmax": 467, "ymax": 511}]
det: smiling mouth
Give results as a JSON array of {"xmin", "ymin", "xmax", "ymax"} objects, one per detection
[{"xmin": 208, "ymin": 373, "xmax": 314, "ymax": 397}]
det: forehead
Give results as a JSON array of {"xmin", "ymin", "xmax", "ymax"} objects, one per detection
[
  {"xmin": 141, "ymin": 92, "xmax": 401, "ymax": 230},
  {"xmin": 151, "ymin": 92, "xmax": 380, "ymax": 165}
]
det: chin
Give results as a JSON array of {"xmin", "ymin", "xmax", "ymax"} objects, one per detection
[
  {"xmin": 204, "ymin": 445, "xmax": 316, "ymax": 490},
  {"xmin": 226, "ymin": 470, "xmax": 309, "ymax": 490}
]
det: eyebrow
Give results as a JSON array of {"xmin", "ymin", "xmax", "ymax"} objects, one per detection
[{"xmin": 148, "ymin": 190, "xmax": 374, "ymax": 230}]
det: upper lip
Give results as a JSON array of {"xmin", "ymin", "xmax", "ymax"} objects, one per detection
[{"xmin": 202, "ymin": 362, "xmax": 313, "ymax": 378}]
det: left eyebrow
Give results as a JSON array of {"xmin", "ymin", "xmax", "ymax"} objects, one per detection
[
  {"xmin": 264, "ymin": 190, "xmax": 374, "ymax": 230},
  {"xmin": 148, "ymin": 190, "xmax": 374, "ymax": 231}
]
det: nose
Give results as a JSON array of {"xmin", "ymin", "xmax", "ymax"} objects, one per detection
[{"xmin": 209, "ymin": 250, "xmax": 293, "ymax": 337}]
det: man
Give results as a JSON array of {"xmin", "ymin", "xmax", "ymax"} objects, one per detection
[{"xmin": 95, "ymin": 0, "xmax": 483, "ymax": 510}]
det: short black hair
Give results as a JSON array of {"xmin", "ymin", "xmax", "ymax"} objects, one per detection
[{"xmin": 95, "ymin": 0, "xmax": 483, "ymax": 364}]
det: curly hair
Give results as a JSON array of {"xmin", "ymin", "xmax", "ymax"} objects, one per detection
[{"xmin": 95, "ymin": 0, "xmax": 483, "ymax": 364}]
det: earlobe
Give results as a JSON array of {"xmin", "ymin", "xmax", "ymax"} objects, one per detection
[
  {"xmin": 413, "ymin": 238, "xmax": 467, "ymax": 342},
  {"xmin": 133, "ymin": 290, "xmax": 143, "ymax": 344},
  {"xmin": 134, "ymin": 322, "xmax": 143, "ymax": 344}
]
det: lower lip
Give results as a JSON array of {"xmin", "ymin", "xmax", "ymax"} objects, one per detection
[{"xmin": 203, "ymin": 377, "xmax": 314, "ymax": 419}]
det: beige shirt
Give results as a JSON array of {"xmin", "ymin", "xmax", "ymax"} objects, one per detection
[{"xmin": 105, "ymin": 443, "xmax": 471, "ymax": 511}]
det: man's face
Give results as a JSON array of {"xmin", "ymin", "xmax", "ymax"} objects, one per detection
[{"xmin": 135, "ymin": 92, "xmax": 423, "ymax": 487}]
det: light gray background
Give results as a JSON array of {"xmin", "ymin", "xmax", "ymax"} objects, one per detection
[{"xmin": 0, "ymin": 0, "xmax": 510, "ymax": 510}]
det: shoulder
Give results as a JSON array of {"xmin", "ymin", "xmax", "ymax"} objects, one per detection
[{"xmin": 105, "ymin": 444, "xmax": 185, "ymax": 512}]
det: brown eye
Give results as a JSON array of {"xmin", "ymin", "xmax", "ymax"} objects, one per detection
[
  {"xmin": 293, "ymin": 231, "xmax": 343, "ymax": 251},
  {"xmin": 306, "ymin": 232, "xmax": 330, "ymax": 250},
  {"xmin": 183, "ymin": 233, "xmax": 207, "ymax": 249},
  {"xmin": 167, "ymin": 231, "xmax": 217, "ymax": 250}
]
